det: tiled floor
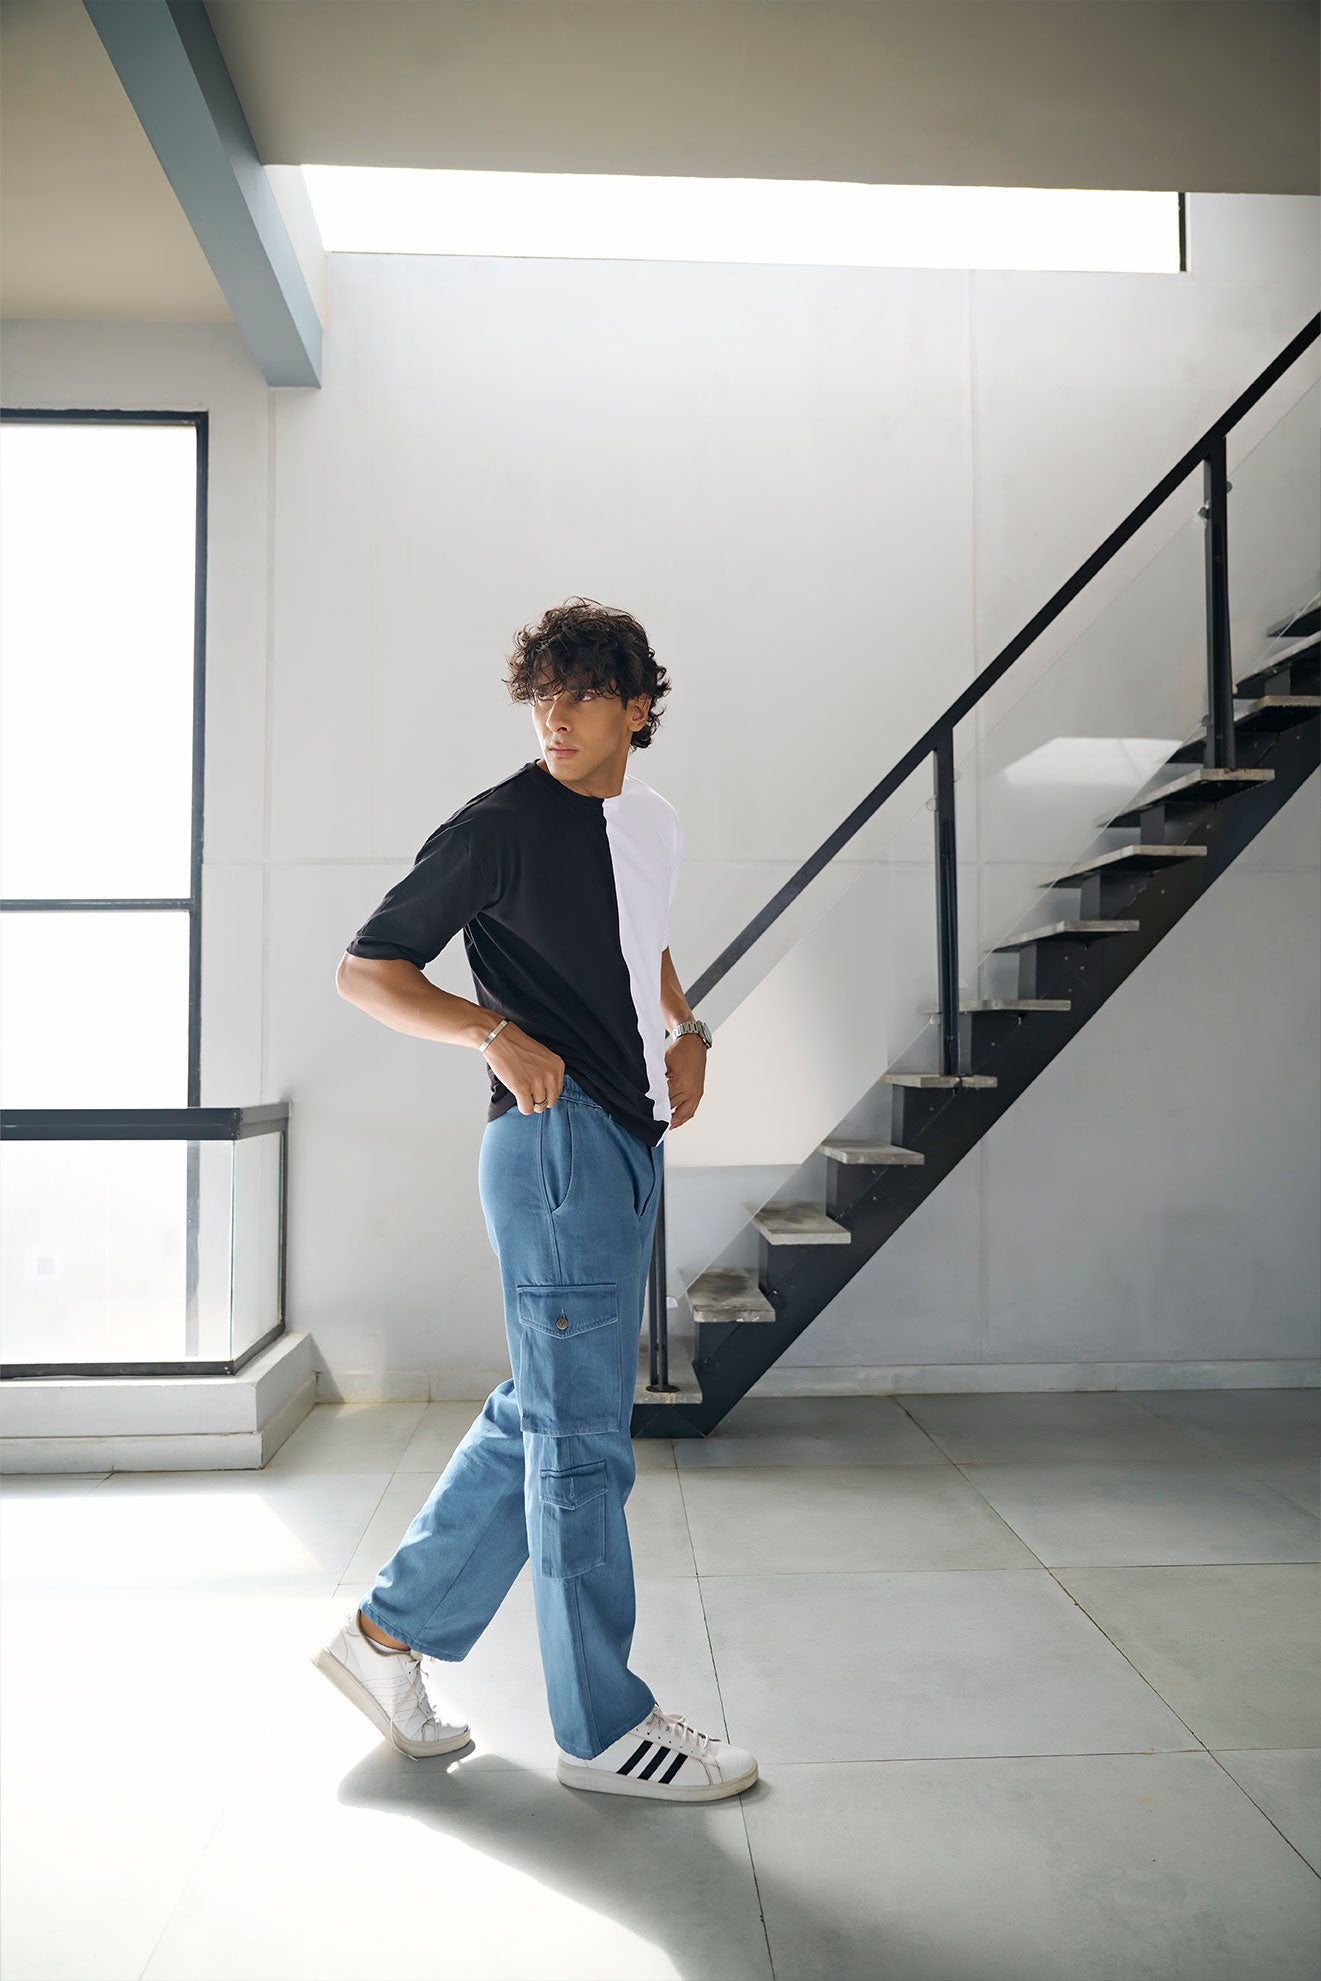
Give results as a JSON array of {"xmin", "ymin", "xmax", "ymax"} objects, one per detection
[{"xmin": 2, "ymin": 1387, "xmax": 1318, "ymax": 1980}]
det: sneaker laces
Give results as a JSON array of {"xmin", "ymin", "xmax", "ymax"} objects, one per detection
[
  {"xmin": 643, "ymin": 1704, "xmax": 715, "ymax": 1759},
  {"xmin": 399, "ymin": 1651, "xmax": 456, "ymax": 1737},
  {"xmin": 398, "ymin": 1653, "xmax": 435, "ymax": 1725},
  {"xmin": 368, "ymin": 1636, "xmax": 438, "ymax": 1729}
]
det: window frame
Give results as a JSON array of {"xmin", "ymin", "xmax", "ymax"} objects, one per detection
[{"xmin": 0, "ymin": 409, "xmax": 234, "ymax": 1378}]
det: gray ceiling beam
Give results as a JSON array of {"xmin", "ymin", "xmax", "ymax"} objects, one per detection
[{"xmin": 82, "ymin": 0, "xmax": 321, "ymax": 386}]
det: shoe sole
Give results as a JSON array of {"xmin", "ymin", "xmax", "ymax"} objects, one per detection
[
  {"xmin": 555, "ymin": 1755, "xmax": 758, "ymax": 1800},
  {"xmin": 310, "ymin": 1646, "xmax": 471, "ymax": 1759}
]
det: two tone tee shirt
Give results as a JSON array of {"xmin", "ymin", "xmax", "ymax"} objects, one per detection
[{"xmin": 345, "ymin": 758, "xmax": 683, "ymax": 1147}]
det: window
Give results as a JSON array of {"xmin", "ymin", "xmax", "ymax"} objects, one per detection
[
  {"xmin": 0, "ymin": 412, "xmax": 206, "ymax": 1108},
  {"xmin": 0, "ymin": 411, "xmax": 235, "ymax": 1378}
]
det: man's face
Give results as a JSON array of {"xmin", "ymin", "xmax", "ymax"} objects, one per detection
[{"xmin": 531, "ymin": 673, "xmax": 650, "ymax": 789}]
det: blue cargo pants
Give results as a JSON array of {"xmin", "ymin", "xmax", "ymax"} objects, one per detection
[{"xmin": 358, "ymin": 1072, "xmax": 663, "ymax": 1760}]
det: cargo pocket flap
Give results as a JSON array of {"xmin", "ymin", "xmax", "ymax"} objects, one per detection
[
  {"xmin": 516, "ymin": 1281, "xmax": 618, "ymax": 1341},
  {"xmin": 540, "ymin": 1457, "xmax": 608, "ymax": 1509}
]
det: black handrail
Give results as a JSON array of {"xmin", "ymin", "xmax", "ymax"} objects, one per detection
[
  {"xmin": 642, "ymin": 313, "xmax": 1319, "ymax": 1401},
  {"xmin": 684, "ymin": 314, "xmax": 1318, "ymax": 1011}
]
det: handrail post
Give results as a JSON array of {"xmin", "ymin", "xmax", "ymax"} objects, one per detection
[
  {"xmin": 646, "ymin": 1147, "xmax": 676, "ymax": 1393},
  {"xmin": 1201, "ymin": 434, "xmax": 1236, "ymax": 770},
  {"xmin": 932, "ymin": 730, "xmax": 962, "ymax": 1077}
]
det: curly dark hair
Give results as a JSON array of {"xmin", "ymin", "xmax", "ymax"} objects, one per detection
[{"xmin": 504, "ymin": 597, "xmax": 671, "ymax": 750}]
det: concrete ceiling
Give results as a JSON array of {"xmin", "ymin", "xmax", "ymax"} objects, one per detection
[{"xmin": 2, "ymin": 0, "xmax": 1316, "ymax": 324}]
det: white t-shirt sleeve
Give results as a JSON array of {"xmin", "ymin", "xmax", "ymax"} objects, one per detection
[{"xmin": 664, "ymin": 809, "xmax": 684, "ymax": 948}]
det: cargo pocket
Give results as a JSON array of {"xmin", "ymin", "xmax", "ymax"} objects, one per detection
[
  {"xmin": 514, "ymin": 1281, "xmax": 621, "ymax": 1435},
  {"xmin": 538, "ymin": 1458, "xmax": 608, "ymax": 1578}
]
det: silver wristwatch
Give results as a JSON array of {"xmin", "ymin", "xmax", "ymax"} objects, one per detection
[{"xmin": 667, "ymin": 1018, "xmax": 712, "ymax": 1048}]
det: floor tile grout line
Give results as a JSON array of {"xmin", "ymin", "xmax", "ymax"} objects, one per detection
[
  {"xmin": 685, "ymin": 1556, "xmax": 1319, "ymax": 1572},
  {"xmin": 132, "ymin": 1802, "xmax": 228, "ymax": 1981},
  {"xmin": 673, "ymin": 1455, "xmax": 778, "ymax": 1980},
  {"xmin": 1197, "ymin": 1749, "xmax": 1321, "ymax": 1881}
]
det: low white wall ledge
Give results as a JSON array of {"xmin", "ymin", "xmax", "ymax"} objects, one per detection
[{"xmin": 0, "ymin": 1331, "xmax": 317, "ymax": 1472}]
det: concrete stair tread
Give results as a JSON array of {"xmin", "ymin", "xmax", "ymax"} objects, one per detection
[
  {"xmin": 918, "ymin": 998, "xmax": 1072, "ymax": 1013},
  {"xmin": 993, "ymin": 919, "xmax": 1138, "ymax": 949},
  {"xmin": 1200, "ymin": 690, "xmax": 1317, "ymax": 719},
  {"xmin": 881, "ymin": 1070, "xmax": 998, "ymax": 1088},
  {"xmin": 1233, "ymin": 691, "xmax": 1319, "ymax": 715},
  {"xmin": 818, "ymin": 1138, "xmax": 925, "ymax": 1165},
  {"xmin": 1173, "ymin": 698, "xmax": 1321, "ymax": 754},
  {"xmin": 751, "ymin": 1201, "xmax": 852, "ymax": 1244},
  {"xmin": 1257, "ymin": 623, "xmax": 1319, "ymax": 653},
  {"xmin": 1235, "ymin": 631, "xmax": 1319, "ymax": 689},
  {"xmin": 687, "ymin": 1265, "xmax": 776, "ymax": 1323},
  {"xmin": 1102, "ymin": 766, "xmax": 1274, "ymax": 826},
  {"xmin": 1040, "ymin": 844, "xmax": 1205, "ymax": 884},
  {"xmin": 635, "ymin": 1335, "xmax": 703, "ymax": 1404}
]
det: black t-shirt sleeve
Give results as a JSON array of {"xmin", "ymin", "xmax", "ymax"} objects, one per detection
[{"xmin": 344, "ymin": 816, "xmax": 501, "ymax": 970}]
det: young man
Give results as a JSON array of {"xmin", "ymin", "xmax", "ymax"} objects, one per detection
[{"xmin": 312, "ymin": 599, "xmax": 758, "ymax": 1802}]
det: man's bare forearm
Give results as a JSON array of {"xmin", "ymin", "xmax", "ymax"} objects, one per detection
[{"xmin": 336, "ymin": 954, "xmax": 497, "ymax": 1048}]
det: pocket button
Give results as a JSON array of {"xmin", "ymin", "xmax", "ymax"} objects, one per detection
[{"xmin": 556, "ymin": 1315, "xmax": 568, "ymax": 1330}]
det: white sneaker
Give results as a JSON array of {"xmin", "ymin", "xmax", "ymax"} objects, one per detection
[
  {"xmin": 556, "ymin": 1703, "xmax": 758, "ymax": 1801},
  {"xmin": 310, "ymin": 1608, "xmax": 471, "ymax": 1760}
]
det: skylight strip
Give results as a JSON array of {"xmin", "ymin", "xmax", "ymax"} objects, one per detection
[{"xmin": 299, "ymin": 168, "xmax": 1179, "ymax": 273}]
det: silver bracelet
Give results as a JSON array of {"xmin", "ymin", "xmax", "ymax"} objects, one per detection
[{"xmin": 479, "ymin": 1016, "xmax": 508, "ymax": 1054}]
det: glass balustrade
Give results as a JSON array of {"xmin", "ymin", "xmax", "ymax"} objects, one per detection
[{"xmin": 0, "ymin": 1107, "xmax": 288, "ymax": 1376}]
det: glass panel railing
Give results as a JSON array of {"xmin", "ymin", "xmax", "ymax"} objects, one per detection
[
  {"xmin": 661, "ymin": 751, "xmax": 944, "ymax": 1295},
  {"xmin": 665, "ymin": 373, "xmax": 1318, "ymax": 1301},
  {"xmin": 0, "ymin": 1109, "xmax": 288, "ymax": 1373},
  {"xmin": 1227, "ymin": 377, "xmax": 1320, "ymax": 657},
  {"xmin": 670, "ymin": 754, "xmax": 938, "ymax": 1173},
  {"xmin": 231, "ymin": 1126, "xmax": 285, "ymax": 1360},
  {"xmin": 673, "ymin": 476, "xmax": 1212, "ymax": 1179},
  {"xmin": 965, "ymin": 497, "xmax": 1207, "ymax": 991},
  {"xmin": 968, "ymin": 376, "xmax": 1319, "ymax": 996}
]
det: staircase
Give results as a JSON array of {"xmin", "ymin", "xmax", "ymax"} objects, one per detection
[{"xmin": 631, "ymin": 317, "xmax": 1320, "ymax": 1439}]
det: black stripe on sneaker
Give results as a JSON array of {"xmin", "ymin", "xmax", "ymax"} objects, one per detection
[
  {"xmin": 617, "ymin": 1740, "xmax": 654, "ymax": 1775},
  {"xmin": 637, "ymin": 1744, "xmax": 672, "ymax": 1779},
  {"xmin": 659, "ymin": 1751, "xmax": 688, "ymax": 1784}
]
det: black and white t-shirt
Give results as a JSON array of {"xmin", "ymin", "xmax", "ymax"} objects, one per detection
[{"xmin": 345, "ymin": 758, "xmax": 683, "ymax": 1147}]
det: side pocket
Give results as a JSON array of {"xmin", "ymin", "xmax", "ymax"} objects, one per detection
[
  {"xmin": 538, "ymin": 1458, "xmax": 608, "ymax": 1578},
  {"xmin": 637, "ymin": 1145, "xmax": 663, "ymax": 1228},
  {"xmin": 537, "ymin": 1103, "xmax": 575, "ymax": 1217}
]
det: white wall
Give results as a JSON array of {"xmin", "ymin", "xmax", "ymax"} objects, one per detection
[{"xmin": 3, "ymin": 191, "xmax": 1317, "ymax": 1393}]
